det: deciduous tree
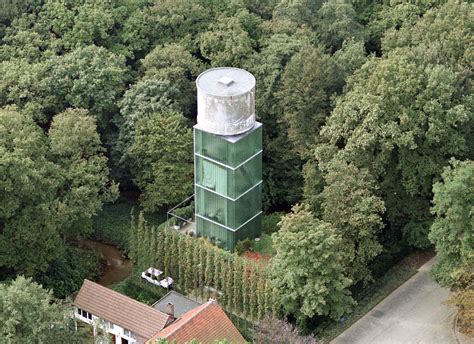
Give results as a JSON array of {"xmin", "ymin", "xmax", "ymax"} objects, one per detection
[
  {"xmin": 429, "ymin": 159, "xmax": 474, "ymax": 286},
  {"xmin": 128, "ymin": 110, "xmax": 193, "ymax": 211},
  {"xmin": 269, "ymin": 204, "xmax": 354, "ymax": 320},
  {"xmin": 0, "ymin": 108, "xmax": 61, "ymax": 275},
  {"xmin": 48, "ymin": 108, "xmax": 118, "ymax": 237},
  {"xmin": 0, "ymin": 276, "xmax": 80, "ymax": 342},
  {"xmin": 199, "ymin": 15, "xmax": 254, "ymax": 67},
  {"xmin": 320, "ymin": 159, "xmax": 385, "ymax": 284},
  {"xmin": 47, "ymin": 45, "xmax": 128, "ymax": 129}
]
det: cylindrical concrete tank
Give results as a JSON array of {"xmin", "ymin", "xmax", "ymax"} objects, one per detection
[{"xmin": 196, "ymin": 67, "xmax": 255, "ymax": 136}]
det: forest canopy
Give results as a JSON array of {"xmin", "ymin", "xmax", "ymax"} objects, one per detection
[{"xmin": 0, "ymin": 0, "xmax": 472, "ymax": 330}]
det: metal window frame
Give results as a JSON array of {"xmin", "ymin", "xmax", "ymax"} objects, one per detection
[
  {"xmin": 195, "ymin": 180, "xmax": 262, "ymax": 201},
  {"xmin": 194, "ymin": 149, "xmax": 262, "ymax": 171},
  {"xmin": 195, "ymin": 211, "xmax": 262, "ymax": 232}
]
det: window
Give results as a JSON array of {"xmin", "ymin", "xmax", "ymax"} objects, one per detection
[
  {"xmin": 123, "ymin": 329, "xmax": 133, "ymax": 339},
  {"xmin": 101, "ymin": 320, "xmax": 114, "ymax": 330},
  {"xmin": 79, "ymin": 309, "xmax": 92, "ymax": 320}
]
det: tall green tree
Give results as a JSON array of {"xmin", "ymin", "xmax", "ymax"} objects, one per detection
[
  {"xmin": 184, "ymin": 237, "xmax": 193, "ymax": 293},
  {"xmin": 0, "ymin": 108, "xmax": 60, "ymax": 275},
  {"xmin": 233, "ymin": 258, "xmax": 243, "ymax": 315},
  {"xmin": 0, "ymin": 276, "xmax": 80, "ymax": 343},
  {"xmin": 198, "ymin": 242, "xmax": 206, "ymax": 300},
  {"xmin": 272, "ymin": 0, "xmax": 323, "ymax": 27},
  {"xmin": 135, "ymin": 212, "xmax": 145, "ymax": 271},
  {"xmin": 320, "ymin": 159, "xmax": 385, "ymax": 284},
  {"xmin": 192, "ymin": 243, "xmax": 200, "ymax": 298},
  {"xmin": 149, "ymin": 227, "xmax": 158, "ymax": 269},
  {"xmin": 128, "ymin": 110, "xmax": 193, "ymax": 211},
  {"xmin": 199, "ymin": 15, "xmax": 254, "ymax": 67},
  {"xmin": 141, "ymin": 0, "xmax": 212, "ymax": 51},
  {"xmin": 129, "ymin": 212, "xmax": 137, "ymax": 265},
  {"xmin": 316, "ymin": 0, "xmax": 365, "ymax": 51},
  {"xmin": 317, "ymin": 50, "xmax": 472, "ymax": 249},
  {"xmin": 429, "ymin": 159, "xmax": 474, "ymax": 286},
  {"xmin": 0, "ymin": 60, "xmax": 52, "ymax": 123},
  {"xmin": 225, "ymin": 258, "xmax": 234, "ymax": 310},
  {"xmin": 48, "ymin": 108, "xmax": 118, "ymax": 237},
  {"xmin": 269, "ymin": 204, "xmax": 354, "ymax": 320},
  {"xmin": 219, "ymin": 255, "xmax": 229, "ymax": 307},
  {"xmin": 114, "ymin": 78, "xmax": 188, "ymax": 182},
  {"xmin": 276, "ymin": 40, "xmax": 366, "ymax": 158},
  {"xmin": 47, "ymin": 45, "xmax": 128, "ymax": 129},
  {"xmin": 256, "ymin": 276, "xmax": 266, "ymax": 320},
  {"xmin": 244, "ymin": 32, "xmax": 308, "ymax": 209},
  {"xmin": 204, "ymin": 244, "xmax": 213, "ymax": 295},
  {"xmin": 141, "ymin": 43, "xmax": 203, "ymax": 114},
  {"xmin": 162, "ymin": 229, "xmax": 171, "ymax": 277},
  {"xmin": 213, "ymin": 248, "xmax": 222, "ymax": 297},
  {"xmin": 178, "ymin": 235, "xmax": 186, "ymax": 288},
  {"xmin": 249, "ymin": 266, "xmax": 259, "ymax": 321}
]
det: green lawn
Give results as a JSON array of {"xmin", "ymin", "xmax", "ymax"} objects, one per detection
[
  {"xmin": 254, "ymin": 233, "xmax": 274, "ymax": 255},
  {"xmin": 91, "ymin": 199, "xmax": 166, "ymax": 251}
]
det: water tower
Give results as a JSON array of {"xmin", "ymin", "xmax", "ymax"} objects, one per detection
[{"xmin": 194, "ymin": 67, "xmax": 262, "ymax": 250}]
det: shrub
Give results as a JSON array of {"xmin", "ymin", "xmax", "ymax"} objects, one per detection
[
  {"xmin": 172, "ymin": 202, "xmax": 195, "ymax": 220},
  {"xmin": 111, "ymin": 276, "xmax": 166, "ymax": 305},
  {"xmin": 236, "ymin": 239, "xmax": 253, "ymax": 255},
  {"xmin": 262, "ymin": 212, "xmax": 284, "ymax": 235},
  {"xmin": 35, "ymin": 246, "xmax": 100, "ymax": 298}
]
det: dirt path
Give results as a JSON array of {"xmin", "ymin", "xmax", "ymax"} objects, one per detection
[{"xmin": 80, "ymin": 239, "xmax": 132, "ymax": 286}]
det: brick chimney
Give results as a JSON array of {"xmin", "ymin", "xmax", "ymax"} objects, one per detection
[{"xmin": 166, "ymin": 303, "xmax": 174, "ymax": 317}]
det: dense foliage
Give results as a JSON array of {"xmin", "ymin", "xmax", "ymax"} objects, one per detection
[
  {"xmin": 269, "ymin": 204, "xmax": 353, "ymax": 320},
  {"xmin": 0, "ymin": 276, "xmax": 81, "ymax": 343},
  {"xmin": 429, "ymin": 159, "xmax": 473, "ymax": 286},
  {"xmin": 0, "ymin": 108, "xmax": 117, "ymax": 276},
  {"xmin": 0, "ymin": 0, "xmax": 472, "ymax": 335},
  {"xmin": 130, "ymin": 214, "xmax": 278, "ymax": 322}
]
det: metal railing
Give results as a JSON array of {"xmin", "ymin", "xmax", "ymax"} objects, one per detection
[{"xmin": 166, "ymin": 194, "xmax": 195, "ymax": 229}]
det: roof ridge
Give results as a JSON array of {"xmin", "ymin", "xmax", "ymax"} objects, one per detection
[
  {"xmin": 82, "ymin": 279, "xmax": 169, "ymax": 317},
  {"xmin": 161, "ymin": 301, "xmax": 214, "ymax": 339}
]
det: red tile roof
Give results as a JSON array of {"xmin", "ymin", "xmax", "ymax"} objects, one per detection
[
  {"xmin": 74, "ymin": 280, "xmax": 172, "ymax": 339},
  {"xmin": 148, "ymin": 300, "xmax": 246, "ymax": 344}
]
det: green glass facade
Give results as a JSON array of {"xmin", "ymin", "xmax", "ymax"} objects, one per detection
[{"xmin": 194, "ymin": 123, "xmax": 262, "ymax": 250}]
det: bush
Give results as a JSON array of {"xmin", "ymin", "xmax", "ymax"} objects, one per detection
[
  {"xmin": 262, "ymin": 212, "xmax": 284, "ymax": 235},
  {"xmin": 111, "ymin": 276, "xmax": 166, "ymax": 305},
  {"xmin": 35, "ymin": 246, "xmax": 101, "ymax": 298},
  {"xmin": 236, "ymin": 238, "xmax": 253, "ymax": 255},
  {"xmin": 92, "ymin": 199, "xmax": 166, "ymax": 251},
  {"xmin": 172, "ymin": 202, "xmax": 195, "ymax": 220}
]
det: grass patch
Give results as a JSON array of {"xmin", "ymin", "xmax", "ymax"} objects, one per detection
[
  {"xmin": 315, "ymin": 260, "xmax": 417, "ymax": 341},
  {"xmin": 110, "ymin": 274, "xmax": 167, "ymax": 305},
  {"xmin": 91, "ymin": 199, "xmax": 166, "ymax": 251},
  {"xmin": 254, "ymin": 233, "xmax": 273, "ymax": 255}
]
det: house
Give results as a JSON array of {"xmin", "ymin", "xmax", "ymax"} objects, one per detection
[
  {"xmin": 148, "ymin": 299, "xmax": 246, "ymax": 344},
  {"xmin": 74, "ymin": 280, "xmax": 173, "ymax": 343},
  {"xmin": 74, "ymin": 280, "xmax": 246, "ymax": 344}
]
